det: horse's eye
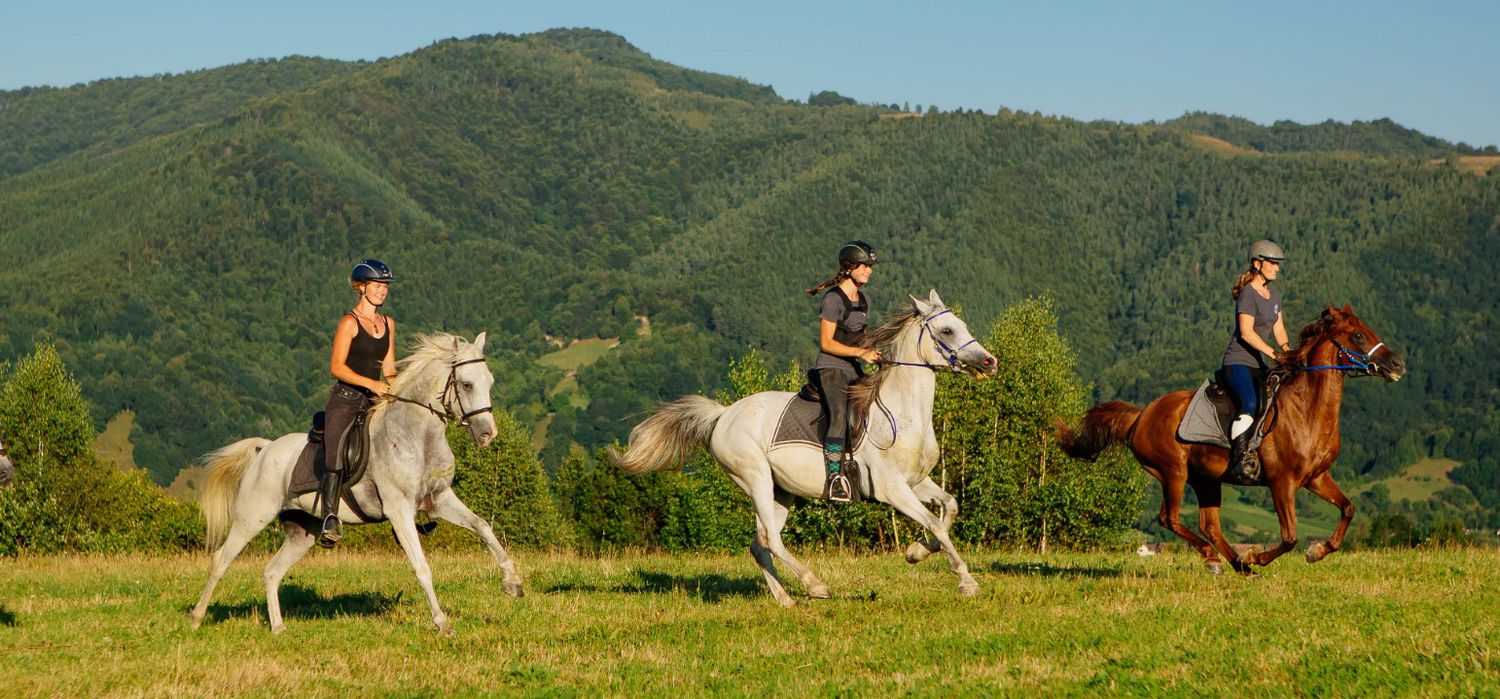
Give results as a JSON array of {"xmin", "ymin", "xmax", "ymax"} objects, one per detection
[
  {"xmin": 463, "ymin": 382, "xmax": 474, "ymax": 390},
  {"xmin": 942, "ymin": 328, "xmax": 954, "ymax": 336},
  {"xmin": 1351, "ymin": 332, "xmax": 1365, "ymax": 343}
]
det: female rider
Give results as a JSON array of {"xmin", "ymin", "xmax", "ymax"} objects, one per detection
[
  {"xmin": 1220, "ymin": 239, "xmax": 1290, "ymax": 484},
  {"xmin": 805, "ymin": 241, "xmax": 881, "ymax": 502},
  {"xmin": 318, "ymin": 259, "xmax": 398, "ymax": 547}
]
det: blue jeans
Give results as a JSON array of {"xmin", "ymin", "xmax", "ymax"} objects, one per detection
[{"xmin": 1220, "ymin": 365, "xmax": 1260, "ymax": 417}]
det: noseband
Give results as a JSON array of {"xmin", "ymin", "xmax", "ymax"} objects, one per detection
[
  {"xmin": 384, "ymin": 357, "xmax": 494, "ymax": 426},
  {"xmin": 1300, "ymin": 339, "xmax": 1386, "ymax": 377},
  {"xmin": 879, "ymin": 309, "xmax": 981, "ymax": 373}
]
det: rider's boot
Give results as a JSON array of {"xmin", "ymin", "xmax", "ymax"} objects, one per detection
[
  {"xmin": 316, "ymin": 468, "xmax": 344, "ymax": 548},
  {"xmin": 824, "ymin": 443, "xmax": 852, "ymax": 503},
  {"xmin": 1223, "ymin": 430, "xmax": 1262, "ymax": 485}
]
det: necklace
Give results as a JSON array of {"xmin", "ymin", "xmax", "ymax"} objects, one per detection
[{"xmin": 352, "ymin": 308, "xmax": 384, "ymax": 336}]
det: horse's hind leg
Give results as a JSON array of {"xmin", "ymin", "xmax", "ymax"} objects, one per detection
[
  {"xmin": 724, "ymin": 468, "xmax": 795, "ymax": 607},
  {"xmin": 427, "ymin": 487, "xmax": 524, "ymax": 597},
  {"xmin": 883, "ymin": 481, "xmax": 979, "ymax": 597},
  {"xmin": 190, "ymin": 502, "xmax": 279, "ymax": 629},
  {"xmin": 387, "ymin": 501, "xmax": 452, "ymax": 635},
  {"xmin": 1243, "ymin": 479, "xmax": 1299, "ymax": 567},
  {"xmin": 769, "ymin": 488, "xmax": 829, "ymax": 599},
  {"xmin": 1302, "ymin": 472, "xmax": 1353, "ymax": 563},
  {"xmin": 905, "ymin": 477, "xmax": 955, "ymax": 564},
  {"xmin": 264, "ymin": 513, "xmax": 318, "ymax": 634},
  {"xmin": 1155, "ymin": 467, "xmax": 1220, "ymax": 570},
  {"xmin": 1189, "ymin": 478, "xmax": 1246, "ymax": 576}
]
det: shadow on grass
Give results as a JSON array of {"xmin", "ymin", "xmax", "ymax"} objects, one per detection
[
  {"xmin": 0, "ymin": 604, "xmax": 16, "ymax": 627},
  {"xmin": 196, "ymin": 584, "xmax": 401, "ymax": 624},
  {"xmin": 545, "ymin": 570, "xmax": 765, "ymax": 603},
  {"xmin": 987, "ymin": 561, "xmax": 1128, "ymax": 579}
]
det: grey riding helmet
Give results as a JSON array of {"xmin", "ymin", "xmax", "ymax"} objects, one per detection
[
  {"xmin": 351, "ymin": 259, "xmax": 395, "ymax": 284},
  {"xmin": 839, "ymin": 240, "xmax": 878, "ymax": 267},
  {"xmin": 1248, "ymin": 240, "xmax": 1286, "ymax": 263}
]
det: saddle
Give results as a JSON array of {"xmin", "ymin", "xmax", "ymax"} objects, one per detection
[
  {"xmin": 775, "ymin": 372, "xmax": 868, "ymax": 452},
  {"xmin": 1176, "ymin": 369, "xmax": 1285, "ymax": 451},
  {"xmin": 288, "ymin": 410, "xmax": 382, "ymax": 521}
]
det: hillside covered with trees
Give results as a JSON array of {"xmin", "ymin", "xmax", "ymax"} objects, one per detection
[{"xmin": 2, "ymin": 28, "xmax": 1497, "ymax": 534}]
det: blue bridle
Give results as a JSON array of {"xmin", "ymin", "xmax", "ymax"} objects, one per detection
[
  {"xmin": 878, "ymin": 309, "xmax": 982, "ymax": 373},
  {"xmin": 1299, "ymin": 339, "xmax": 1386, "ymax": 375}
]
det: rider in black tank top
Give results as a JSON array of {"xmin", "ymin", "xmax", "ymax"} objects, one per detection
[{"xmin": 318, "ymin": 259, "xmax": 398, "ymax": 547}]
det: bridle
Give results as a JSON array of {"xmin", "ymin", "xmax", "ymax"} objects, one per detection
[
  {"xmin": 878, "ymin": 309, "xmax": 981, "ymax": 373},
  {"xmin": 383, "ymin": 357, "xmax": 494, "ymax": 426},
  {"xmin": 1300, "ymin": 338, "xmax": 1386, "ymax": 377}
]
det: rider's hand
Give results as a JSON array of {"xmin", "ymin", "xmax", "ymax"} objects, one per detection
[
  {"xmin": 372, "ymin": 381, "xmax": 392, "ymax": 396},
  {"xmin": 860, "ymin": 349, "xmax": 882, "ymax": 363}
]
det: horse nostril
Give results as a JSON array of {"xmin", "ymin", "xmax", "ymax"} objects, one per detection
[{"xmin": 982, "ymin": 357, "xmax": 994, "ymax": 366}]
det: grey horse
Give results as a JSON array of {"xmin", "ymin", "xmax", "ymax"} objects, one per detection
[
  {"xmin": 189, "ymin": 333, "xmax": 524, "ymax": 635},
  {"xmin": 0, "ymin": 436, "xmax": 12, "ymax": 488}
]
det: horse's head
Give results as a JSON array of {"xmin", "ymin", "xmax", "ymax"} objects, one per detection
[
  {"xmin": 908, "ymin": 289, "xmax": 998, "ymax": 377},
  {"xmin": 0, "ymin": 437, "xmax": 12, "ymax": 488},
  {"xmin": 1305, "ymin": 304, "xmax": 1407, "ymax": 382},
  {"xmin": 448, "ymin": 332, "xmax": 498, "ymax": 447}
]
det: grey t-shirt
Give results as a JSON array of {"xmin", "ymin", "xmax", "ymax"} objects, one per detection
[
  {"xmin": 815, "ymin": 288, "xmax": 870, "ymax": 374},
  {"xmin": 1222, "ymin": 285, "xmax": 1282, "ymax": 368}
]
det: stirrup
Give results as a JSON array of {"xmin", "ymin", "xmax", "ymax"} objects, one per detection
[
  {"xmin": 1223, "ymin": 452, "xmax": 1263, "ymax": 485},
  {"xmin": 317, "ymin": 515, "xmax": 343, "ymax": 548},
  {"xmin": 826, "ymin": 472, "xmax": 853, "ymax": 503}
]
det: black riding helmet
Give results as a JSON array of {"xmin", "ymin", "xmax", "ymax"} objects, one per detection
[
  {"xmin": 350, "ymin": 259, "xmax": 394, "ymax": 284},
  {"xmin": 839, "ymin": 240, "xmax": 878, "ymax": 267}
]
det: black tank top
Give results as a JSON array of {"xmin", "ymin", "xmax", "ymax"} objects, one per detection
[{"xmin": 344, "ymin": 313, "xmax": 390, "ymax": 385}]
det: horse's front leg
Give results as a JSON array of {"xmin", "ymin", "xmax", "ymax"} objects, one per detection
[
  {"xmin": 882, "ymin": 479, "xmax": 978, "ymax": 596},
  {"xmin": 428, "ymin": 487, "xmax": 524, "ymax": 597},
  {"xmin": 387, "ymin": 498, "xmax": 452, "ymax": 635},
  {"xmin": 905, "ymin": 477, "xmax": 955, "ymax": 564},
  {"xmin": 1243, "ymin": 479, "xmax": 1299, "ymax": 568},
  {"xmin": 1303, "ymin": 472, "xmax": 1354, "ymax": 563}
]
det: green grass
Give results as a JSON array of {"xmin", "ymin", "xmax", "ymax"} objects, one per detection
[
  {"xmin": 1356, "ymin": 458, "xmax": 1460, "ymax": 502},
  {"xmin": 1218, "ymin": 493, "xmax": 1336, "ymax": 540},
  {"xmin": 536, "ymin": 338, "xmax": 619, "ymax": 372},
  {"xmin": 2, "ymin": 549, "xmax": 1496, "ymax": 696}
]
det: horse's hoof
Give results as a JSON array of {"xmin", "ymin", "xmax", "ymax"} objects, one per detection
[
  {"xmin": 958, "ymin": 580, "xmax": 980, "ymax": 597},
  {"xmin": 1239, "ymin": 546, "xmax": 1261, "ymax": 567},
  {"xmin": 808, "ymin": 584, "xmax": 831, "ymax": 599},
  {"xmin": 1305, "ymin": 541, "xmax": 1330, "ymax": 564},
  {"xmin": 503, "ymin": 581, "xmax": 525, "ymax": 598},
  {"xmin": 270, "ymin": 624, "xmax": 286, "ymax": 635},
  {"xmin": 904, "ymin": 542, "xmax": 931, "ymax": 564},
  {"xmin": 437, "ymin": 621, "xmax": 455, "ymax": 637},
  {"xmin": 1204, "ymin": 561, "xmax": 1225, "ymax": 576},
  {"xmin": 775, "ymin": 596, "xmax": 797, "ymax": 609},
  {"xmin": 188, "ymin": 612, "xmax": 204, "ymax": 630}
]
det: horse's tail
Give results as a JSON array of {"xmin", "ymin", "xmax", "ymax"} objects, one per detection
[
  {"xmin": 199, "ymin": 438, "xmax": 270, "ymax": 550},
  {"xmin": 609, "ymin": 395, "xmax": 727, "ymax": 475},
  {"xmin": 1056, "ymin": 401, "xmax": 1141, "ymax": 462}
]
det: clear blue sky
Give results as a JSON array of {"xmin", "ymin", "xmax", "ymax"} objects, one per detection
[{"xmin": 3, "ymin": 0, "xmax": 1496, "ymax": 147}]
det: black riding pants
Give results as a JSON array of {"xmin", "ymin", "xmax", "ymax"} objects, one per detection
[
  {"xmin": 812, "ymin": 366, "xmax": 860, "ymax": 447},
  {"xmin": 323, "ymin": 382, "xmax": 371, "ymax": 474}
]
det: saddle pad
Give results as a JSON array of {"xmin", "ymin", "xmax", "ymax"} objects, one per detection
[
  {"xmin": 288, "ymin": 413, "xmax": 373, "ymax": 496},
  {"xmin": 772, "ymin": 395, "xmax": 826, "ymax": 449},
  {"xmin": 1178, "ymin": 380, "xmax": 1239, "ymax": 448},
  {"xmin": 289, "ymin": 440, "xmax": 322, "ymax": 495}
]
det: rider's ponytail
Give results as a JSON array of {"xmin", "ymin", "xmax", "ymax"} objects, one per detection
[
  {"xmin": 1231, "ymin": 266, "xmax": 1258, "ymax": 300},
  {"xmin": 806, "ymin": 260, "xmax": 858, "ymax": 296}
]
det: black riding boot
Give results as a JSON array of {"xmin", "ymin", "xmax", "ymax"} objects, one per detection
[
  {"xmin": 1224, "ymin": 431, "xmax": 1262, "ymax": 485},
  {"xmin": 316, "ymin": 468, "xmax": 344, "ymax": 548},
  {"xmin": 824, "ymin": 444, "xmax": 852, "ymax": 503}
]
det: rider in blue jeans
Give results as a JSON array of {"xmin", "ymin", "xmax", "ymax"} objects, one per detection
[{"xmin": 1220, "ymin": 240, "xmax": 1291, "ymax": 484}]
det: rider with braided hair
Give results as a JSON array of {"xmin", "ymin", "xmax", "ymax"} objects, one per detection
[
  {"xmin": 806, "ymin": 241, "xmax": 882, "ymax": 502},
  {"xmin": 317, "ymin": 259, "xmax": 399, "ymax": 547},
  {"xmin": 1220, "ymin": 239, "xmax": 1291, "ymax": 484}
]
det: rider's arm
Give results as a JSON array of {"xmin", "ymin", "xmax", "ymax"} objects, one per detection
[
  {"xmin": 330, "ymin": 316, "xmax": 387, "ymax": 393},
  {"xmin": 1237, "ymin": 313, "xmax": 1280, "ymax": 359},
  {"xmin": 821, "ymin": 320, "xmax": 880, "ymax": 362},
  {"xmin": 1272, "ymin": 312, "xmax": 1290, "ymax": 353},
  {"xmin": 381, "ymin": 318, "xmax": 398, "ymax": 381}
]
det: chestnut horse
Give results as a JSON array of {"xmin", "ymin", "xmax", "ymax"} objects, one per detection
[{"xmin": 1058, "ymin": 305, "xmax": 1406, "ymax": 574}]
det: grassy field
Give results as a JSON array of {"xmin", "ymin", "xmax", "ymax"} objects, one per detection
[
  {"xmin": 2, "ymin": 548, "xmax": 1496, "ymax": 696},
  {"xmin": 1355, "ymin": 458, "xmax": 1460, "ymax": 502},
  {"xmin": 537, "ymin": 338, "xmax": 619, "ymax": 372}
]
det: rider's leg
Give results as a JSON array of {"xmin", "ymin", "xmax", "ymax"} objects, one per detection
[
  {"xmin": 317, "ymin": 383, "xmax": 365, "ymax": 547},
  {"xmin": 814, "ymin": 367, "xmax": 854, "ymax": 502},
  {"xmin": 1221, "ymin": 364, "xmax": 1260, "ymax": 483}
]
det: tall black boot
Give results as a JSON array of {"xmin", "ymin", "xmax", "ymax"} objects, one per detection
[
  {"xmin": 316, "ymin": 468, "xmax": 344, "ymax": 548},
  {"xmin": 1224, "ymin": 432, "xmax": 1262, "ymax": 485},
  {"xmin": 824, "ymin": 444, "xmax": 852, "ymax": 503}
]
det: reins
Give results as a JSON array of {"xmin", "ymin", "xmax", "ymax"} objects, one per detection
[{"xmin": 379, "ymin": 357, "xmax": 493, "ymax": 426}]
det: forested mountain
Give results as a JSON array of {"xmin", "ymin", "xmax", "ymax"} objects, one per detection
[
  {"xmin": 1160, "ymin": 111, "xmax": 1492, "ymax": 157},
  {"xmin": 1, "ymin": 30, "xmax": 1497, "ymax": 526}
]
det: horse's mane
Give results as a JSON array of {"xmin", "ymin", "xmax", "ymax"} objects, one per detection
[
  {"xmin": 847, "ymin": 304, "xmax": 925, "ymax": 422},
  {"xmin": 1271, "ymin": 311, "xmax": 1344, "ymax": 385},
  {"xmin": 368, "ymin": 332, "xmax": 480, "ymax": 419}
]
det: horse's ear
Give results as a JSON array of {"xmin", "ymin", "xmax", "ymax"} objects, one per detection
[
  {"xmin": 1324, "ymin": 304, "xmax": 1338, "ymax": 320},
  {"xmin": 474, "ymin": 332, "xmax": 487, "ymax": 353},
  {"xmin": 928, "ymin": 289, "xmax": 945, "ymax": 308},
  {"xmin": 451, "ymin": 337, "xmax": 460, "ymax": 350},
  {"xmin": 1342, "ymin": 303, "xmax": 1354, "ymax": 314},
  {"xmin": 909, "ymin": 293, "xmax": 933, "ymax": 316}
]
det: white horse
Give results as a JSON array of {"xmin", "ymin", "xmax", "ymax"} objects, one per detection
[
  {"xmin": 612, "ymin": 290, "xmax": 997, "ymax": 606},
  {"xmin": 189, "ymin": 332, "xmax": 524, "ymax": 635},
  {"xmin": 0, "ymin": 436, "xmax": 12, "ymax": 488}
]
